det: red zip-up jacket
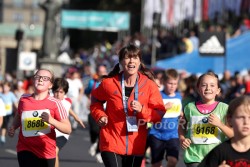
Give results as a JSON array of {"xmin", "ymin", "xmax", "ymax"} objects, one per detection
[{"xmin": 90, "ymin": 72, "xmax": 165, "ymax": 155}]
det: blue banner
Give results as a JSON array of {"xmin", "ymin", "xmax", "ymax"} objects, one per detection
[
  {"xmin": 61, "ymin": 10, "xmax": 130, "ymax": 32},
  {"xmin": 156, "ymin": 31, "xmax": 250, "ymax": 75}
]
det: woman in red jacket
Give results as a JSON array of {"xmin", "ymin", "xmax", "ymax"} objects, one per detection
[{"xmin": 90, "ymin": 43, "xmax": 166, "ymax": 167}]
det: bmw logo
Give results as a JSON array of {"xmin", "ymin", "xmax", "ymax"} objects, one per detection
[
  {"xmin": 202, "ymin": 117, "xmax": 208, "ymax": 123},
  {"xmin": 23, "ymin": 57, "xmax": 32, "ymax": 65},
  {"xmin": 33, "ymin": 111, "xmax": 38, "ymax": 117}
]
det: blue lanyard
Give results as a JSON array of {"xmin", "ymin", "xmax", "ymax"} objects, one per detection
[{"xmin": 121, "ymin": 73, "xmax": 138, "ymax": 116}]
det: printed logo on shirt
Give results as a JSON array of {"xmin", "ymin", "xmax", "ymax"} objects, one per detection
[
  {"xmin": 113, "ymin": 90, "xmax": 119, "ymax": 95},
  {"xmin": 227, "ymin": 159, "xmax": 250, "ymax": 167},
  {"xmin": 139, "ymin": 92, "xmax": 144, "ymax": 96}
]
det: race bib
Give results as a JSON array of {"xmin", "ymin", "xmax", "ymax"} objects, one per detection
[
  {"xmin": 126, "ymin": 116, "xmax": 138, "ymax": 132},
  {"xmin": 163, "ymin": 99, "xmax": 182, "ymax": 118},
  {"xmin": 21, "ymin": 109, "xmax": 51, "ymax": 137},
  {"xmin": 191, "ymin": 116, "xmax": 221, "ymax": 144},
  {"xmin": 5, "ymin": 104, "xmax": 11, "ymax": 111}
]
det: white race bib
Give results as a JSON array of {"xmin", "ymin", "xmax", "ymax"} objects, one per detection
[
  {"xmin": 21, "ymin": 109, "xmax": 51, "ymax": 137},
  {"xmin": 163, "ymin": 99, "xmax": 182, "ymax": 118},
  {"xmin": 191, "ymin": 116, "xmax": 221, "ymax": 144}
]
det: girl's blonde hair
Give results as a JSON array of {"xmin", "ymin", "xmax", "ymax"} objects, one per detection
[{"xmin": 162, "ymin": 68, "xmax": 179, "ymax": 81}]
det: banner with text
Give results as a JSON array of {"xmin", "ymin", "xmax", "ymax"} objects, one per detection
[{"xmin": 61, "ymin": 10, "xmax": 130, "ymax": 32}]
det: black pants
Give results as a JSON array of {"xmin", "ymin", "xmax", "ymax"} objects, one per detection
[
  {"xmin": 88, "ymin": 114, "xmax": 100, "ymax": 153},
  {"xmin": 88, "ymin": 114, "xmax": 100, "ymax": 143},
  {"xmin": 17, "ymin": 151, "xmax": 55, "ymax": 167},
  {"xmin": 101, "ymin": 151, "xmax": 143, "ymax": 167}
]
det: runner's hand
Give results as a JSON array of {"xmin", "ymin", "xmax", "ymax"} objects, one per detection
[
  {"xmin": 130, "ymin": 100, "xmax": 142, "ymax": 112},
  {"xmin": 8, "ymin": 126, "xmax": 15, "ymax": 137},
  {"xmin": 40, "ymin": 112, "xmax": 52, "ymax": 124},
  {"xmin": 98, "ymin": 116, "xmax": 108, "ymax": 126},
  {"xmin": 180, "ymin": 138, "xmax": 192, "ymax": 149}
]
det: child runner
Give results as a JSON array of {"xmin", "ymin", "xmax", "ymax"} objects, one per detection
[
  {"xmin": 178, "ymin": 71, "xmax": 234, "ymax": 167},
  {"xmin": 0, "ymin": 81, "xmax": 18, "ymax": 144},
  {"xmin": 148, "ymin": 68, "xmax": 182, "ymax": 167},
  {"xmin": 198, "ymin": 95, "xmax": 250, "ymax": 167},
  {"xmin": 8, "ymin": 69, "xmax": 71, "ymax": 167},
  {"xmin": 0, "ymin": 97, "xmax": 6, "ymax": 130},
  {"xmin": 52, "ymin": 77, "xmax": 85, "ymax": 167}
]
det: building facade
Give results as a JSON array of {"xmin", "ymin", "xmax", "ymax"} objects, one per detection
[{"xmin": 0, "ymin": 0, "xmax": 45, "ymax": 75}]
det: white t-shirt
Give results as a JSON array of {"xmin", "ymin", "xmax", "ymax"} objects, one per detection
[
  {"xmin": 66, "ymin": 78, "xmax": 83, "ymax": 98},
  {"xmin": 0, "ymin": 98, "xmax": 6, "ymax": 116},
  {"xmin": 55, "ymin": 98, "xmax": 71, "ymax": 139}
]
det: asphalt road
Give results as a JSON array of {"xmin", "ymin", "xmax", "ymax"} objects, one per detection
[
  {"xmin": 0, "ymin": 126, "xmax": 104, "ymax": 167},
  {"xmin": 0, "ymin": 126, "xmax": 185, "ymax": 167}
]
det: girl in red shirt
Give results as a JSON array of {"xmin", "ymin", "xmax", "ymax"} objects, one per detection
[{"xmin": 8, "ymin": 69, "xmax": 71, "ymax": 167}]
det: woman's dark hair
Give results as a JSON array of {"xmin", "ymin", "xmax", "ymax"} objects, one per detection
[
  {"xmin": 52, "ymin": 78, "xmax": 69, "ymax": 94},
  {"xmin": 105, "ymin": 43, "xmax": 156, "ymax": 81}
]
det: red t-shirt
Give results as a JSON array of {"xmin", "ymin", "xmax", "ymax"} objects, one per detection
[{"xmin": 16, "ymin": 94, "xmax": 68, "ymax": 158}]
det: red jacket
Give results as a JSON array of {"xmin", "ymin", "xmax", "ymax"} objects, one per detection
[{"xmin": 90, "ymin": 72, "xmax": 165, "ymax": 155}]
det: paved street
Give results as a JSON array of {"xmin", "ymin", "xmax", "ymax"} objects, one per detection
[
  {"xmin": 0, "ymin": 126, "xmax": 105, "ymax": 167},
  {"xmin": 0, "ymin": 126, "xmax": 185, "ymax": 167}
]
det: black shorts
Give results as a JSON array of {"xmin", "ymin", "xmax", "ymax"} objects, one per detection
[
  {"xmin": 148, "ymin": 135, "xmax": 180, "ymax": 164},
  {"xmin": 2, "ymin": 115, "xmax": 11, "ymax": 129},
  {"xmin": 17, "ymin": 150, "xmax": 55, "ymax": 167},
  {"xmin": 56, "ymin": 136, "xmax": 68, "ymax": 150},
  {"xmin": 101, "ymin": 151, "xmax": 143, "ymax": 167}
]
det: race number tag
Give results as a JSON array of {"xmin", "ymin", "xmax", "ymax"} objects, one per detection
[
  {"xmin": 163, "ymin": 99, "xmax": 182, "ymax": 118},
  {"xmin": 21, "ymin": 109, "xmax": 51, "ymax": 137},
  {"xmin": 5, "ymin": 104, "xmax": 11, "ymax": 111},
  {"xmin": 126, "ymin": 116, "xmax": 138, "ymax": 132},
  {"xmin": 191, "ymin": 116, "xmax": 221, "ymax": 144}
]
